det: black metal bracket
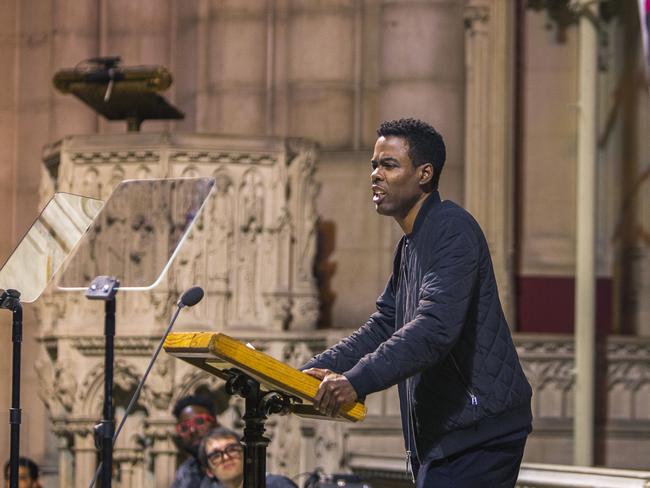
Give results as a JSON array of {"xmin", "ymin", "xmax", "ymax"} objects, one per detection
[
  {"xmin": 0, "ymin": 289, "xmax": 21, "ymax": 311},
  {"xmin": 86, "ymin": 276, "xmax": 120, "ymax": 301},
  {"xmin": 8, "ymin": 408, "xmax": 21, "ymax": 426},
  {"xmin": 93, "ymin": 421, "xmax": 114, "ymax": 451}
]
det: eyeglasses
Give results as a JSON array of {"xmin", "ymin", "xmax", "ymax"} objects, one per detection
[
  {"xmin": 175, "ymin": 413, "xmax": 216, "ymax": 435},
  {"xmin": 206, "ymin": 442, "xmax": 243, "ymax": 464}
]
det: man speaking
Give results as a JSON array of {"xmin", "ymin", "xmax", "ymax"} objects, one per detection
[{"xmin": 303, "ymin": 118, "xmax": 532, "ymax": 488}]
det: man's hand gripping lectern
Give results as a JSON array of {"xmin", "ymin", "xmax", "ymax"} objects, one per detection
[{"xmin": 164, "ymin": 332, "xmax": 366, "ymax": 488}]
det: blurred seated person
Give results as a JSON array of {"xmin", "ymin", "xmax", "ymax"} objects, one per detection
[
  {"xmin": 171, "ymin": 395, "xmax": 219, "ymax": 488},
  {"xmin": 198, "ymin": 427, "xmax": 297, "ymax": 488},
  {"xmin": 3, "ymin": 456, "xmax": 41, "ymax": 488}
]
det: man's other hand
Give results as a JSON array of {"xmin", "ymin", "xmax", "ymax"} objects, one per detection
[
  {"xmin": 303, "ymin": 368, "xmax": 330, "ymax": 380},
  {"xmin": 309, "ymin": 371, "xmax": 358, "ymax": 417}
]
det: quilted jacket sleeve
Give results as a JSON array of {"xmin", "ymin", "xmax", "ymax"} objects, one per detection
[
  {"xmin": 301, "ymin": 276, "xmax": 396, "ymax": 374},
  {"xmin": 343, "ymin": 216, "xmax": 480, "ymax": 398}
]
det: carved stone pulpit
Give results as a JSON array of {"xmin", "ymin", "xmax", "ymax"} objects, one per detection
[{"xmin": 35, "ymin": 133, "xmax": 327, "ymax": 488}]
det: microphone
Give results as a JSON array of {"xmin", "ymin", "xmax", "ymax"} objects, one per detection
[
  {"xmin": 87, "ymin": 286, "xmax": 206, "ymax": 488},
  {"xmin": 179, "ymin": 286, "xmax": 204, "ymax": 308}
]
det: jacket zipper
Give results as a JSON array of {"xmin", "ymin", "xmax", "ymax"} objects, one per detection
[
  {"xmin": 449, "ymin": 353, "xmax": 479, "ymax": 411},
  {"xmin": 405, "ymin": 378, "xmax": 418, "ymax": 483},
  {"xmin": 400, "ymin": 241, "xmax": 417, "ymax": 482}
]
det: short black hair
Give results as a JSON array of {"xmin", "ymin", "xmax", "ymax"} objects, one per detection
[
  {"xmin": 377, "ymin": 118, "xmax": 446, "ymax": 190},
  {"xmin": 172, "ymin": 395, "xmax": 216, "ymax": 419},
  {"xmin": 4, "ymin": 457, "xmax": 39, "ymax": 481},
  {"xmin": 198, "ymin": 426, "xmax": 242, "ymax": 469}
]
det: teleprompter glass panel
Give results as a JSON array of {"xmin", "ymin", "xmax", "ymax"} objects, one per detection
[
  {"xmin": 0, "ymin": 193, "xmax": 104, "ymax": 303},
  {"xmin": 57, "ymin": 177, "xmax": 215, "ymax": 290}
]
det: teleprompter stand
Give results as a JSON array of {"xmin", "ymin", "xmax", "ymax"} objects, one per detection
[
  {"xmin": 85, "ymin": 276, "xmax": 120, "ymax": 488},
  {"xmin": 163, "ymin": 332, "xmax": 367, "ymax": 488},
  {"xmin": 1, "ymin": 289, "xmax": 23, "ymax": 488}
]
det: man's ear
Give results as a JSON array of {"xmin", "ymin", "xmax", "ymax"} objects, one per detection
[{"xmin": 418, "ymin": 163, "xmax": 434, "ymax": 186}]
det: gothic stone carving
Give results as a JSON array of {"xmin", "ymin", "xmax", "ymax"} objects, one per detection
[
  {"xmin": 37, "ymin": 132, "xmax": 321, "ymax": 487},
  {"xmin": 40, "ymin": 132, "xmax": 320, "ymax": 335}
]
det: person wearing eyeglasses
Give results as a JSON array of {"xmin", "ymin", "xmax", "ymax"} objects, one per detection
[
  {"xmin": 198, "ymin": 427, "xmax": 298, "ymax": 488},
  {"xmin": 171, "ymin": 395, "xmax": 220, "ymax": 488}
]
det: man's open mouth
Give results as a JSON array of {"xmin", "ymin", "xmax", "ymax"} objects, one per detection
[{"xmin": 372, "ymin": 186, "xmax": 386, "ymax": 204}]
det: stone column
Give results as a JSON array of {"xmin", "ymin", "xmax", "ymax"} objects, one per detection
[
  {"xmin": 637, "ymin": 96, "xmax": 650, "ymax": 335},
  {"xmin": 56, "ymin": 431, "xmax": 74, "ymax": 488},
  {"xmin": 114, "ymin": 452, "xmax": 143, "ymax": 488},
  {"xmin": 573, "ymin": 0, "xmax": 598, "ymax": 465},
  {"xmin": 299, "ymin": 421, "xmax": 318, "ymax": 477},
  {"xmin": 613, "ymin": 2, "xmax": 650, "ymax": 336},
  {"xmin": 288, "ymin": 140, "xmax": 320, "ymax": 329},
  {"xmin": 463, "ymin": 0, "xmax": 516, "ymax": 324},
  {"xmin": 73, "ymin": 426, "xmax": 97, "ymax": 488},
  {"xmin": 148, "ymin": 421, "xmax": 177, "ymax": 488}
]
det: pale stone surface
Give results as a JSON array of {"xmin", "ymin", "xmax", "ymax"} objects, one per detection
[
  {"xmin": 519, "ymin": 10, "xmax": 580, "ymax": 277},
  {"xmin": 463, "ymin": 0, "xmax": 516, "ymax": 322},
  {"xmin": 0, "ymin": 0, "xmax": 53, "ymax": 474},
  {"xmin": 379, "ymin": 0, "xmax": 465, "ymax": 206},
  {"xmin": 630, "ymin": 67, "xmax": 650, "ymax": 336},
  {"xmin": 315, "ymin": 150, "xmax": 399, "ymax": 328}
]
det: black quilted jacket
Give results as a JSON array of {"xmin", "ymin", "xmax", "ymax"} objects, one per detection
[{"xmin": 303, "ymin": 191, "xmax": 532, "ymax": 469}]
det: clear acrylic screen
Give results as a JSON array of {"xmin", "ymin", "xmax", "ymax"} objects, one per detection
[
  {"xmin": 0, "ymin": 193, "xmax": 103, "ymax": 303},
  {"xmin": 57, "ymin": 177, "xmax": 214, "ymax": 290}
]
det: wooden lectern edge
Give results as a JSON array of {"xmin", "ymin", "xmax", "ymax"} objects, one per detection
[
  {"xmin": 163, "ymin": 331, "xmax": 216, "ymax": 350},
  {"xmin": 208, "ymin": 333, "xmax": 366, "ymax": 421},
  {"xmin": 163, "ymin": 332, "xmax": 367, "ymax": 422}
]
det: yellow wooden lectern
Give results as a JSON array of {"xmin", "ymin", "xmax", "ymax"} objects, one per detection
[
  {"xmin": 164, "ymin": 332, "xmax": 366, "ymax": 488},
  {"xmin": 163, "ymin": 331, "xmax": 366, "ymax": 422}
]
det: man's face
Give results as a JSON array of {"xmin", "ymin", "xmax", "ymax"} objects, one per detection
[
  {"xmin": 176, "ymin": 405, "xmax": 217, "ymax": 454},
  {"xmin": 4, "ymin": 466, "xmax": 39, "ymax": 488},
  {"xmin": 204, "ymin": 436, "xmax": 244, "ymax": 484},
  {"xmin": 371, "ymin": 136, "xmax": 426, "ymax": 220}
]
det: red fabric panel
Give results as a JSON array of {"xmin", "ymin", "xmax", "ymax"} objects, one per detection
[{"xmin": 516, "ymin": 276, "xmax": 612, "ymax": 334}]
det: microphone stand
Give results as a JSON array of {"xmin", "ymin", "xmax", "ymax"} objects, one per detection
[
  {"xmin": 86, "ymin": 276, "xmax": 120, "ymax": 488},
  {"xmin": 1, "ymin": 289, "xmax": 23, "ymax": 488},
  {"xmin": 85, "ymin": 286, "xmax": 205, "ymax": 488}
]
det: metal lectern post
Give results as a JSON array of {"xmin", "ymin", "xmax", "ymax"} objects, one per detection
[{"xmin": 225, "ymin": 371, "xmax": 291, "ymax": 488}]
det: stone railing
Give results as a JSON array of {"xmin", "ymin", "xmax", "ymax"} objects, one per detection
[
  {"xmin": 516, "ymin": 334, "xmax": 650, "ymax": 468},
  {"xmin": 349, "ymin": 461, "xmax": 650, "ymax": 487},
  {"xmin": 517, "ymin": 463, "xmax": 650, "ymax": 487}
]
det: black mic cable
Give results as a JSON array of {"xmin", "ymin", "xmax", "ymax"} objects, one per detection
[{"xmin": 87, "ymin": 286, "xmax": 205, "ymax": 488}]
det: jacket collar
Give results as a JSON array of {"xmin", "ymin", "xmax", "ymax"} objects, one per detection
[{"xmin": 408, "ymin": 190, "xmax": 440, "ymax": 239}]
